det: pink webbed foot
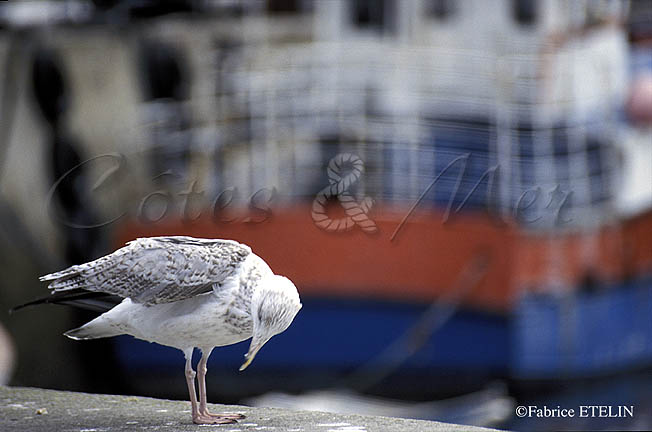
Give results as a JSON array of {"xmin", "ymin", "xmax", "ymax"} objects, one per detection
[
  {"xmin": 192, "ymin": 412, "xmax": 239, "ymax": 424},
  {"xmin": 199, "ymin": 410, "xmax": 246, "ymax": 421}
]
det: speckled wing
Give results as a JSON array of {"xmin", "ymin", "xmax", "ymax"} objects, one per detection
[{"xmin": 39, "ymin": 236, "xmax": 251, "ymax": 305}]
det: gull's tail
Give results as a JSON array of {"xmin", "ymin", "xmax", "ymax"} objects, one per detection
[{"xmin": 64, "ymin": 317, "xmax": 122, "ymax": 340}]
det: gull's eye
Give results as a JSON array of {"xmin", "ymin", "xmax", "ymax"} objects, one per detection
[{"xmin": 258, "ymin": 308, "xmax": 274, "ymax": 327}]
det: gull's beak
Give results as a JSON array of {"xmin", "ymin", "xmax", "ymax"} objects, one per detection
[{"xmin": 239, "ymin": 337, "xmax": 268, "ymax": 371}]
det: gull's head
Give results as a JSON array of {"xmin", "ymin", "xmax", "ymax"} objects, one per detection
[{"xmin": 240, "ymin": 275, "xmax": 302, "ymax": 371}]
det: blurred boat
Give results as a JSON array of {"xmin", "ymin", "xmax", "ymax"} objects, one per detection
[{"xmin": 113, "ymin": 205, "xmax": 652, "ymax": 387}]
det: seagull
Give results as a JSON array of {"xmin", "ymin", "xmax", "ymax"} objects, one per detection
[{"xmin": 18, "ymin": 236, "xmax": 302, "ymax": 425}]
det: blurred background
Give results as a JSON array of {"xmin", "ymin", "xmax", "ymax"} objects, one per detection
[{"xmin": 0, "ymin": 0, "xmax": 651, "ymax": 430}]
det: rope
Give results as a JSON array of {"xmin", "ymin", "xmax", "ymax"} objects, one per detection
[{"xmin": 311, "ymin": 153, "xmax": 378, "ymax": 234}]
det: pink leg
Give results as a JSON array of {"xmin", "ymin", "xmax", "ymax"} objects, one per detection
[
  {"xmin": 184, "ymin": 349, "xmax": 236, "ymax": 425},
  {"xmin": 197, "ymin": 348, "xmax": 245, "ymax": 421}
]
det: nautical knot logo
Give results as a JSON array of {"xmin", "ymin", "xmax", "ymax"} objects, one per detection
[{"xmin": 311, "ymin": 153, "xmax": 378, "ymax": 234}]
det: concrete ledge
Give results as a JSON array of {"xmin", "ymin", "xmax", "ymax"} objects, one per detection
[{"xmin": 1, "ymin": 386, "xmax": 502, "ymax": 431}]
